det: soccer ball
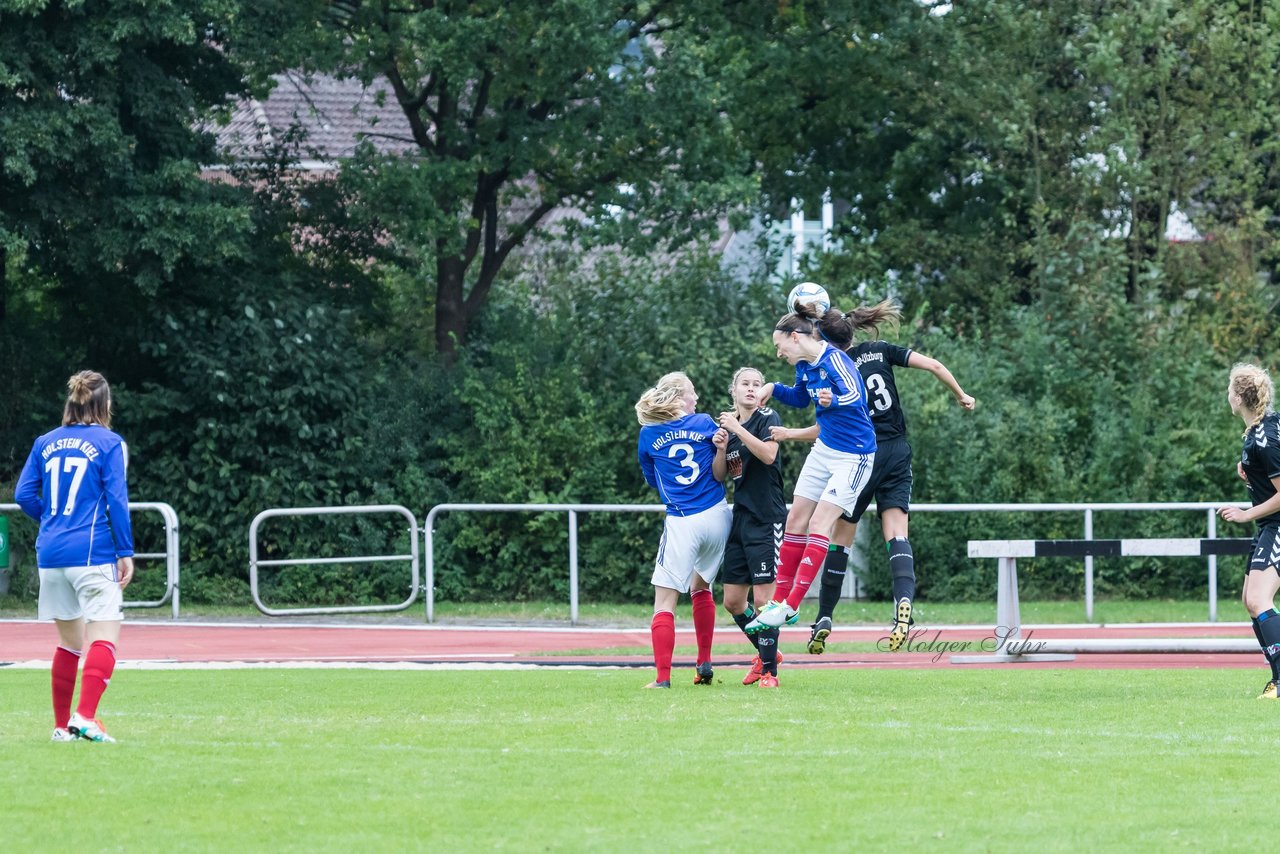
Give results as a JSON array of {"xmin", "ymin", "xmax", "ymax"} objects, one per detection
[{"xmin": 787, "ymin": 282, "xmax": 831, "ymax": 315}]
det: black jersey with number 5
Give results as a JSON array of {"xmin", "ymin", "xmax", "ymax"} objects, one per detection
[
  {"xmin": 1242, "ymin": 412, "xmax": 1280, "ymax": 527},
  {"xmin": 849, "ymin": 340, "xmax": 914, "ymax": 441},
  {"xmin": 725, "ymin": 407, "xmax": 787, "ymax": 524}
]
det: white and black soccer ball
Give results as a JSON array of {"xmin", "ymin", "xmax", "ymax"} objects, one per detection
[{"xmin": 787, "ymin": 281, "xmax": 831, "ymax": 315}]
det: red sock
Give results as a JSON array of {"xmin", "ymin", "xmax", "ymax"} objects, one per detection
[
  {"xmin": 51, "ymin": 646, "xmax": 81, "ymax": 729},
  {"xmin": 650, "ymin": 611, "xmax": 675, "ymax": 682},
  {"xmin": 773, "ymin": 533, "xmax": 807, "ymax": 603},
  {"xmin": 786, "ymin": 534, "xmax": 831, "ymax": 610},
  {"xmin": 75, "ymin": 640, "xmax": 116, "ymax": 720},
  {"xmin": 691, "ymin": 589, "xmax": 715, "ymax": 665}
]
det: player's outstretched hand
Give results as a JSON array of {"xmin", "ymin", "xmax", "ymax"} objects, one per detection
[
  {"xmin": 712, "ymin": 428, "xmax": 728, "ymax": 449},
  {"xmin": 957, "ymin": 393, "xmax": 976, "ymax": 410}
]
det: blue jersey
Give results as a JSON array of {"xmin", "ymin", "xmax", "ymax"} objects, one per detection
[
  {"xmin": 771, "ymin": 343, "xmax": 877, "ymax": 454},
  {"xmin": 14, "ymin": 424, "xmax": 134, "ymax": 567},
  {"xmin": 637, "ymin": 413, "xmax": 725, "ymax": 516}
]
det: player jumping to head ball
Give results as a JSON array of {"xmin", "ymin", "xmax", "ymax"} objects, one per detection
[
  {"xmin": 771, "ymin": 298, "xmax": 975, "ymax": 654},
  {"xmin": 744, "ymin": 306, "xmax": 877, "ymax": 649}
]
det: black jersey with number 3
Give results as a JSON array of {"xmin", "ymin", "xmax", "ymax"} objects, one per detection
[
  {"xmin": 725, "ymin": 407, "xmax": 787, "ymax": 524},
  {"xmin": 1242, "ymin": 412, "xmax": 1280, "ymax": 527},
  {"xmin": 850, "ymin": 340, "xmax": 914, "ymax": 441}
]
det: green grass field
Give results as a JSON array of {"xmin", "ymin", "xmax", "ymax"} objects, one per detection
[{"xmin": 0, "ymin": 667, "xmax": 1268, "ymax": 852}]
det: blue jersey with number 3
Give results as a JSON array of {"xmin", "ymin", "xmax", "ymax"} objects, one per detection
[
  {"xmin": 637, "ymin": 413, "xmax": 724, "ymax": 517},
  {"xmin": 15, "ymin": 424, "xmax": 135, "ymax": 568}
]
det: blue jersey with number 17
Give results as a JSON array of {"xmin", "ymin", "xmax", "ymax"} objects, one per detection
[
  {"xmin": 637, "ymin": 413, "xmax": 725, "ymax": 517},
  {"xmin": 14, "ymin": 424, "xmax": 135, "ymax": 568}
]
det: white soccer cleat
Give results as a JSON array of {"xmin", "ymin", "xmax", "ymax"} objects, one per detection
[
  {"xmin": 744, "ymin": 600, "xmax": 798, "ymax": 633},
  {"xmin": 51, "ymin": 727, "xmax": 76, "ymax": 742},
  {"xmin": 67, "ymin": 712, "xmax": 116, "ymax": 743}
]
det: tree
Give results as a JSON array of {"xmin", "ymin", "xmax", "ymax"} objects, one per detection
[
  {"xmin": 722, "ymin": 0, "xmax": 1280, "ymax": 329},
  {"xmin": 0, "ymin": 0, "xmax": 255, "ymax": 316},
  {"xmin": 295, "ymin": 0, "xmax": 754, "ymax": 360}
]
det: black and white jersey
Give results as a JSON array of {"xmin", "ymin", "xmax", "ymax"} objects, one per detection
[
  {"xmin": 1241, "ymin": 412, "xmax": 1280, "ymax": 527},
  {"xmin": 850, "ymin": 340, "xmax": 914, "ymax": 441},
  {"xmin": 725, "ymin": 407, "xmax": 787, "ymax": 524}
]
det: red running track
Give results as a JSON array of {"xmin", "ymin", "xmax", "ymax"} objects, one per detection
[{"xmin": 0, "ymin": 620, "xmax": 1263, "ymax": 670}]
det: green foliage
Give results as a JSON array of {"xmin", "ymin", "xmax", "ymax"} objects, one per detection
[
  {"xmin": 855, "ymin": 300, "xmax": 1247, "ymax": 602},
  {"xmin": 420, "ymin": 245, "xmax": 781, "ymax": 602},
  {"xmin": 8, "ymin": 0, "xmax": 1280, "ymax": 610},
  {"xmin": 289, "ymin": 0, "xmax": 757, "ymax": 355}
]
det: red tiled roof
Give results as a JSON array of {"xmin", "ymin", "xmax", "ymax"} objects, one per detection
[{"xmin": 212, "ymin": 71, "xmax": 418, "ymax": 164}]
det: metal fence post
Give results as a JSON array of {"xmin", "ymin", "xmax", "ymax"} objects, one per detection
[
  {"xmin": 1207, "ymin": 508, "xmax": 1218, "ymax": 623},
  {"xmin": 568, "ymin": 510, "xmax": 579, "ymax": 626},
  {"xmin": 1084, "ymin": 508, "xmax": 1094, "ymax": 622}
]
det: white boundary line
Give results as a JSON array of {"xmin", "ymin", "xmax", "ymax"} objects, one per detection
[
  {"xmin": 0, "ymin": 618, "xmax": 1253, "ymax": 632},
  {"xmin": 0, "ymin": 659, "xmax": 619, "ymax": 671}
]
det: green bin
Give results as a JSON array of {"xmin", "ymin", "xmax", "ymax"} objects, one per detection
[{"xmin": 0, "ymin": 515, "xmax": 8, "ymax": 568}]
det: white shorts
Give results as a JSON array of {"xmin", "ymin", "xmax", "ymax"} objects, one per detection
[
  {"xmin": 652, "ymin": 501, "xmax": 732, "ymax": 593},
  {"xmin": 38, "ymin": 564, "xmax": 125, "ymax": 623},
  {"xmin": 793, "ymin": 439, "xmax": 876, "ymax": 515}
]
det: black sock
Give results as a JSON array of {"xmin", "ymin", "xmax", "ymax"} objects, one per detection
[
  {"xmin": 888, "ymin": 537, "xmax": 916, "ymax": 605},
  {"xmin": 757, "ymin": 627, "xmax": 780, "ymax": 674},
  {"xmin": 733, "ymin": 612, "xmax": 761, "ymax": 651},
  {"xmin": 817, "ymin": 546, "xmax": 849, "ymax": 622},
  {"xmin": 1257, "ymin": 610, "xmax": 1280, "ymax": 681}
]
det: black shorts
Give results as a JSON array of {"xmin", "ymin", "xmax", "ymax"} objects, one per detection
[
  {"xmin": 841, "ymin": 438, "xmax": 913, "ymax": 524},
  {"xmin": 722, "ymin": 512, "xmax": 782, "ymax": 586},
  {"xmin": 1248, "ymin": 525, "xmax": 1280, "ymax": 573}
]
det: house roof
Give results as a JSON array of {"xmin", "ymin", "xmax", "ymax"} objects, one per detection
[{"xmin": 211, "ymin": 71, "xmax": 418, "ymax": 167}]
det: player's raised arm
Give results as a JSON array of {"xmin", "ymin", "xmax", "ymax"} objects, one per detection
[{"xmin": 907, "ymin": 352, "xmax": 975, "ymax": 410}]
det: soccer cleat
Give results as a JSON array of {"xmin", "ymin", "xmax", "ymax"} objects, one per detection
[
  {"xmin": 693, "ymin": 662, "xmax": 715, "ymax": 685},
  {"xmin": 742, "ymin": 652, "xmax": 783, "ymax": 685},
  {"xmin": 887, "ymin": 597, "xmax": 913, "ymax": 652},
  {"xmin": 744, "ymin": 600, "xmax": 799, "ymax": 633},
  {"xmin": 758, "ymin": 673, "xmax": 780, "ymax": 688},
  {"xmin": 51, "ymin": 727, "xmax": 75, "ymax": 743},
  {"xmin": 644, "ymin": 680, "xmax": 672, "ymax": 689},
  {"xmin": 1259, "ymin": 680, "xmax": 1278, "ymax": 700},
  {"xmin": 67, "ymin": 712, "xmax": 116, "ymax": 743},
  {"xmin": 808, "ymin": 616, "xmax": 833, "ymax": 655}
]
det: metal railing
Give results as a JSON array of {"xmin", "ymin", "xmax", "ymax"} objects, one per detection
[
  {"xmin": 423, "ymin": 503, "xmax": 666, "ymax": 624},
  {"xmin": 0, "ymin": 501, "xmax": 181, "ymax": 618},
  {"xmin": 421, "ymin": 500, "xmax": 1252, "ymax": 624},
  {"xmin": 249, "ymin": 504, "xmax": 419, "ymax": 616},
  {"xmin": 917, "ymin": 501, "xmax": 1249, "ymax": 622}
]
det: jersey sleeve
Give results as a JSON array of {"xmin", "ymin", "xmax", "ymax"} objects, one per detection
[
  {"xmin": 885, "ymin": 342, "xmax": 913, "ymax": 368},
  {"xmin": 637, "ymin": 434, "xmax": 657, "ymax": 489},
  {"xmin": 103, "ymin": 440, "xmax": 135, "ymax": 558},
  {"xmin": 826, "ymin": 352, "xmax": 864, "ymax": 408},
  {"xmin": 770, "ymin": 366, "xmax": 811, "ymax": 409},
  {"xmin": 14, "ymin": 444, "xmax": 43, "ymax": 521},
  {"xmin": 754, "ymin": 409, "xmax": 782, "ymax": 442},
  {"xmin": 1262, "ymin": 424, "xmax": 1280, "ymax": 481}
]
